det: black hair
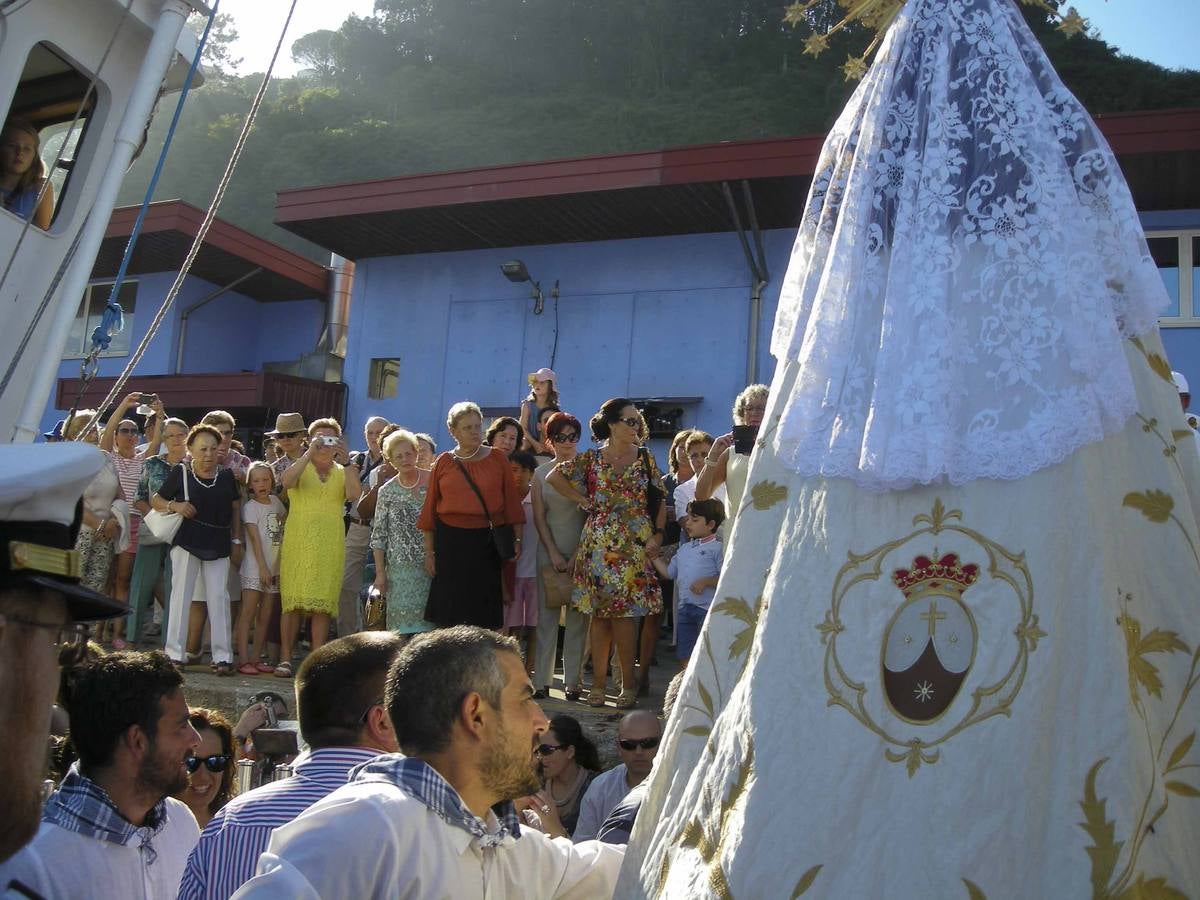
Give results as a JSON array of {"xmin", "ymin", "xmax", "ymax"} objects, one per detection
[
  {"xmin": 297, "ymin": 632, "xmax": 404, "ymax": 748},
  {"xmin": 485, "ymin": 416, "xmax": 525, "ymax": 450},
  {"xmin": 545, "ymin": 715, "xmax": 601, "ymax": 772},
  {"xmin": 385, "ymin": 626, "xmax": 520, "ymax": 756},
  {"xmin": 687, "ymin": 497, "xmax": 726, "ymax": 529},
  {"xmin": 65, "ymin": 650, "xmax": 184, "ymax": 771},
  {"xmin": 509, "ymin": 450, "xmax": 538, "ymax": 473},
  {"xmin": 590, "ymin": 397, "xmax": 639, "ymax": 442}
]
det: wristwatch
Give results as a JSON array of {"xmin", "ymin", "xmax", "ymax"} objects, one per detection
[{"xmin": 231, "ymin": 538, "xmax": 243, "ymax": 545}]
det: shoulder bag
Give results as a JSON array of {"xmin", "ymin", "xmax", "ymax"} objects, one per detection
[
  {"xmin": 453, "ymin": 457, "xmax": 518, "ymax": 561},
  {"xmin": 142, "ymin": 463, "xmax": 189, "ymax": 545},
  {"xmin": 638, "ymin": 447, "xmax": 665, "ymax": 527}
]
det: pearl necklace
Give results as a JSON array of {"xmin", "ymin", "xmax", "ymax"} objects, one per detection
[
  {"xmin": 396, "ymin": 469, "xmax": 420, "ymax": 490},
  {"xmin": 190, "ymin": 465, "xmax": 219, "ymax": 488},
  {"xmin": 452, "ymin": 445, "xmax": 486, "ymax": 461}
]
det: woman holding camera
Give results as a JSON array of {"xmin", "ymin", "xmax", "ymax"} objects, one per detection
[
  {"xmin": 275, "ymin": 417, "xmax": 361, "ymax": 675},
  {"xmin": 546, "ymin": 398, "xmax": 666, "ymax": 709},
  {"xmin": 695, "ymin": 383, "xmax": 769, "ymax": 541}
]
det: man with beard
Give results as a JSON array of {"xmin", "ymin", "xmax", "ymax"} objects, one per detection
[
  {"xmin": 0, "ymin": 650, "xmax": 202, "ymax": 898},
  {"xmin": 0, "ymin": 443, "xmax": 128, "ymax": 868},
  {"xmin": 234, "ymin": 626, "xmax": 625, "ymax": 899}
]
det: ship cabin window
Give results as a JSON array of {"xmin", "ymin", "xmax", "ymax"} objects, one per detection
[{"xmin": 2, "ymin": 42, "xmax": 98, "ymax": 232}]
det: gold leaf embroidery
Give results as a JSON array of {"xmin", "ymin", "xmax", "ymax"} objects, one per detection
[
  {"xmin": 1165, "ymin": 732, "xmax": 1195, "ymax": 772},
  {"xmin": 1079, "ymin": 759, "xmax": 1122, "ymax": 896},
  {"xmin": 683, "ymin": 725, "xmax": 711, "ymax": 738},
  {"xmin": 1171, "ymin": 429, "xmax": 1194, "ymax": 442},
  {"xmin": 1117, "ymin": 874, "xmax": 1190, "ymax": 899},
  {"xmin": 713, "ymin": 595, "xmax": 763, "ymax": 661},
  {"xmin": 1164, "ymin": 781, "xmax": 1200, "ymax": 798},
  {"xmin": 697, "ymin": 680, "xmax": 715, "ymax": 718},
  {"xmin": 911, "ymin": 497, "xmax": 962, "ymax": 530},
  {"xmin": 1119, "ymin": 612, "xmax": 1190, "ymax": 702},
  {"xmin": 1130, "ymin": 336, "xmax": 1176, "ymax": 385},
  {"xmin": 1122, "ymin": 491, "xmax": 1174, "ymax": 524},
  {"xmin": 790, "ymin": 864, "xmax": 823, "ymax": 897},
  {"xmin": 962, "ymin": 879, "xmax": 988, "ymax": 900},
  {"xmin": 749, "ymin": 480, "xmax": 788, "ymax": 510}
]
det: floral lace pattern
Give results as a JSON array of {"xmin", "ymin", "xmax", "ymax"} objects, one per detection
[{"xmin": 769, "ymin": 0, "xmax": 1167, "ymax": 490}]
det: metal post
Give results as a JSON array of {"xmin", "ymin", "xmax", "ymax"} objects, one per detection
[
  {"xmin": 174, "ymin": 268, "xmax": 264, "ymax": 373},
  {"xmin": 11, "ymin": 0, "xmax": 193, "ymax": 442}
]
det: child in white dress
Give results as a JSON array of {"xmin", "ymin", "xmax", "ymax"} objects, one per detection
[{"xmin": 236, "ymin": 462, "xmax": 286, "ymax": 674}]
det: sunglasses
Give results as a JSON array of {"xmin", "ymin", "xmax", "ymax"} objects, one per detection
[
  {"xmin": 185, "ymin": 754, "xmax": 231, "ymax": 774},
  {"xmin": 617, "ymin": 417, "xmax": 641, "ymax": 429},
  {"xmin": 618, "ymin": 736, "xmax": 661, "ymax": 752},
  {"xmin": 535, "ymin": 743, "xmax": 567, "ymax": 757},
  {"xmin": 550, "ymin": 433, "xmax": 580, "ymax": 444},
  {"xmin": 276, "ymin": 431, "xmax": 304, "ymax": 439}
]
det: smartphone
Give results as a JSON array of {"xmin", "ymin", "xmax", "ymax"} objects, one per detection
[
  {"xmin": 138, "ymin": 393, "xmax": 156, "ymax": 404},
  {"xmin": 732, "ymin": 424, "xmax": 758, "ymax": 456}
]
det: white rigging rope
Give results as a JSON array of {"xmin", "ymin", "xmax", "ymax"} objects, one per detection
[{"xmin": 77, "ymin": 0, "xmax": 301, "ymax": 438}]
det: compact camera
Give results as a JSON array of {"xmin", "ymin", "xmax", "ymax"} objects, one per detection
[{"xmin": 317, "ymin": 435, "xmax": 340, "ymax": 447}]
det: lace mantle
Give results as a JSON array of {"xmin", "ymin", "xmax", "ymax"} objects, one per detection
[{"xmin": 769, "ymin": 0, "xmax": 1167, "ymax": 490}]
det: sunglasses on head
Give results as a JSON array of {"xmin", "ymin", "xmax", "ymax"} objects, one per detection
[
  {"xmin": 185, "ymin": 754, "xmax": 231, "ymax": 774},
  {"xmin": 535, "ymin": 743, "xmax": 567, "ymax": 757},
  {"xmin": 618, "ymin": 736, "xmax": 661, "ymax": 752},
  {"xmin": 550, "ymin": 432, "xmax": 580, "ymax": 444}
]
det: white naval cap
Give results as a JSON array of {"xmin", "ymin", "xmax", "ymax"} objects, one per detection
[
  {"xmin": 0, "ymin": 442, "xmax": 127, "ymax": 620},
  {"xmin": 1172, "ymin": 371, "xmax": 1189, "ymax": 394}
]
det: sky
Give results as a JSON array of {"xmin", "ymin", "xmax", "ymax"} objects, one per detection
[{"xmin": 221, "ymin": 0, "xmax": 1199, "ymax": 78}]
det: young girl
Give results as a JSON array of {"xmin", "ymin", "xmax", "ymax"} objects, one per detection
[
  {"xmin": 0, "ymin": 118, "xmax": 54, "ymax": 229},
  {"xmin": 237, "ymin": 462, "xmax": 286, "ymax": 675},
  {"xmin": 519, "ymin": 367, "xmax": 559, "ymax": 454}
]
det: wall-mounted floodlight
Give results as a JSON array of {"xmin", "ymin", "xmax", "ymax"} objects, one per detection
[{"xmin": 501, "ymin": 259, "xmax": 547, "ymax": 315}]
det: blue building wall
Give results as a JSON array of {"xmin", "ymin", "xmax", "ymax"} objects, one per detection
[
  {"xmin": 39, "ymin": 272, "xmax": 325, "ymax": 433},
  {"xmin": 341, "ymin": 228, "xmax": 796, "ymax": 453}
]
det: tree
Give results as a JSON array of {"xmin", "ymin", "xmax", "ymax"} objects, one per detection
[
  {"xmin": 188, "ymin": 11, "xmax": 242, "ymax": 81},
  {"xmin": 291, "ymin": 29, "xmax": 340, "ymax": 85}
]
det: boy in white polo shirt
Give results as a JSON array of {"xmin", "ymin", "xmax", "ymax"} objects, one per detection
[{"xmin": 651, "ymin": 498, "xmax": 724, "ymax": 666}]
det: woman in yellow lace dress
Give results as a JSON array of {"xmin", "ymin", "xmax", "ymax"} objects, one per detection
[{"xmin": 276, "ymin": 417, "xmax": 361, "ymax": 676}]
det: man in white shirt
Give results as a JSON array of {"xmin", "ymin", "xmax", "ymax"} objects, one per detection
[
  {"xmin": 0, "ymin": 650, "xmax": 202, "ymax": 898},
  {"xmin": 234, "ymin": 626, "xmax": 625, "ymax": 899},
  {"xmin": 572, "ymin": 710, "xmax": 662, "ymax": 843}
]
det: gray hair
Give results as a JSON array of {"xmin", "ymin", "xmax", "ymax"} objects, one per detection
[
  {"xmin": 415, "ymin": 432, "xmax": 437, "ymax": 453},
  {"xmin": 385, "ymin": 626, "xmax": 520, "ymax": 756},
  {"xmin": 382, "ymin": 428, "xmax": 419, "ymax": 459},
  {"xmin": 446, "ymin": 401, "xmax": 482, "ymax": 432},
  {"xmin": 732, "ymin": 384, "xmax": 769, "ymax": 425},
  {"xmin": 162, "ymin": 417, "xmax": 188, "ymax": 433}
]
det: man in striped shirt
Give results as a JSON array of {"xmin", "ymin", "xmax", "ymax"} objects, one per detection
[{"xmin": 178, "ymin": 631, "xmax": 403, "ymax": 900}]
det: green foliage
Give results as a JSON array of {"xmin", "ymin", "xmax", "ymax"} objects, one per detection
[{"xmin": 123, "ymin": 2, "xmax": 1200, "ymax": 260}]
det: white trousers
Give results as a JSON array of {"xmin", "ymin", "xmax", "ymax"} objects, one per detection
[{"xmin": 166, "ymin": 547, "xmax": 231, "ymax": 664}]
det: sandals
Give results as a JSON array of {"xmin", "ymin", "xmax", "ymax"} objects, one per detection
[
  {"xmin": 565, "ymin": 686, "xmax": 582, "ymax": 702},
  {"xmin": 274, "ymin": 661, "xmax": 295, "ymax": 678},
  {"xmin": 256, "ymin": 661, "xmax": 277, "ymax": 674},
  {"xmin": 237, "ymin": 662, "xmax": 259, "ymax": 676},
  {"xmin": 532, "ymin": 687, "xmax": 549, "ymax": 700},
  {"xmin": 111, "ymin": 638, "xmax": 128, "ymax": 651},
  {"xmin": 587, "ymin": 688, "xmax": 607, "ymax": 708},
  {"xmin": 614, "ymin": 689, "xmax": 638, "ymax": 709},
  {"xmin": 187, "ymin": 651, "xmax": 203, "ymax": 665}
]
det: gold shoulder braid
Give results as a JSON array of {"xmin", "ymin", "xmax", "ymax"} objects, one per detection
[{"xmin": 782, "ymin": 0, "xmax": 1089, "ymax": 81}]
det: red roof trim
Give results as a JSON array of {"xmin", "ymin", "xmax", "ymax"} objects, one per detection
[
  {"xmin": 106, "ymin": 200, "xmax": 328, "ymax": 294},
  {"xmin": 275, "ymin": 108, "xmax": 1200, "ymax": 226}
]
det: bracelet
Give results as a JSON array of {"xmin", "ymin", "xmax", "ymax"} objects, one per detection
[
  {"xmin": 231, "ymin": 538, "xmax": 243, "ymax": 545},
  {"xmin": 704, "ymin": 456, "xmax": 721, "ymax": 466}
]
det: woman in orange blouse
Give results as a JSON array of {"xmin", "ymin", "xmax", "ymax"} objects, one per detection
[{"xmin": 418, "ymin": 401, "xmax": 525, "ymax": 629}]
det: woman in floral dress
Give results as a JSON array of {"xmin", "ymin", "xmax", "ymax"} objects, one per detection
[
  {"xmin": 370, "ymin": 430, "xmax": 434, "ymax": 635},
  {"xmin": 547, "ymin": 398, "xmax": 666, "ymax": 709}
]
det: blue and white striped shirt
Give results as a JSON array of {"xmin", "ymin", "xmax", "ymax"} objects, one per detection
[{"xmin": 177, "ymin": 746, "xmax": 382, "ymax": 900}]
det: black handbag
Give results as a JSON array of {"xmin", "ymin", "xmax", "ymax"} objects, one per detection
[
  {"xmin": 453, "ymin": 458, "xmax": 518, "ymax": 561},
  {"xmin": 639, "ymin": 447, "xmax": 665, "ymax": 526}
]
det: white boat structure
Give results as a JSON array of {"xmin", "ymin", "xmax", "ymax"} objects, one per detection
[{"xmin": 0, "ymin": 0, "xmax": 207, "ymax": 441}]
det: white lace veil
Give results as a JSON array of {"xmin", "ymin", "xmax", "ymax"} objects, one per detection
[{"xmin": 770, "ymin": 0, "xmax": 1167, "ymax": 490}]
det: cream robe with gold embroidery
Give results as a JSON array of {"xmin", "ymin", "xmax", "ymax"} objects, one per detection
[{"xmin": 618, "ymin": 333, "xmax": 1200, "ymax": 898}]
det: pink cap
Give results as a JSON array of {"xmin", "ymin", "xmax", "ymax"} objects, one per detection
[{"xmin": 528, "ymin": 367, "xmax": 556, "ymax": 384}]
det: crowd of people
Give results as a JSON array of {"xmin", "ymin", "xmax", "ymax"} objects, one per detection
[{"xmin": 0, "ymin": 369, "xmax": 769, "ymax": 897}]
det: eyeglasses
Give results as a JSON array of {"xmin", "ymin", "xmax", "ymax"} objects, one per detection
[
  {"xmin": 2, "ymin": 616, "xmax": 88, "ymax": 667},
  {"xmin": 534, "ymin": 743, "xmax": 567, "ymax": 757},
  {"xmin": 358, "ymin": 697, "xmax": 385, "ymax": 725},
  {"xmin": 618, "ymin": 736, "xmax": 661, "ymax": 752},
  {"xmin": 116, "ymin": 427, "xmax": 140, "ymax": 435},
  {"xmin": 550, "ymin": 433, "xmax": 580, "ymax": 444},
  {"xmin": 185, "ymin": 754, "xmax": 231, "ymax": 774},
  {"xmin": 617, "ymin": 417, "xmax": 641, "ymax": 429}
]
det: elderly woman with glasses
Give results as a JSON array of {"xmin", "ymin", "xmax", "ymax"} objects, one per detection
[
  {"xmin": 546, "ymin": 398, "xmax": 666, "ymax": 710},
  {"xmin": 99, "ymin": 393, "xmax": 164, "ymax": 648},
  {"xmin": 530, "ymin": 412, "xmax": 590, "ymax": 700},
  {"xmin": 695, "ymin": 383, "xmax": 770, "ymax": 541}
]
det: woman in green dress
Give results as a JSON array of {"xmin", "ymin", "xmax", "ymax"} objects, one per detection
[{"xmin": 370, "ymin": 430, "xmax": 435, "ymax": 635}]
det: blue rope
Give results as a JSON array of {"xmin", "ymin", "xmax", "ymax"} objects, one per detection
[{"xmin": 90, "ymin": 1, "xmax": 218, "ymax": 352}]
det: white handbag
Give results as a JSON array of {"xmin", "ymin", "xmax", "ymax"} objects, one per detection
[{"xmin": 142, "ymin": 463, "xmax": 189, "ymax": 545}]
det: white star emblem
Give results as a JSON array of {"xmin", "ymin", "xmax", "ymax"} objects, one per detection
[{"xmin": 913, "ymin": 681, "xmax": 935, "ymax": 703}]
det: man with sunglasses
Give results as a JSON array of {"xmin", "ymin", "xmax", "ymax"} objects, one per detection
[
  {"xmin": 179, "ymin": 632, "xmax": 403, "ymax": 900},
  {"xmin": 571, "ymin": 710, "xmax": 663, "ymax": 843},
  {"xmin": 0, "ymin": 444, "xmax": 129, "ymax": 869}
]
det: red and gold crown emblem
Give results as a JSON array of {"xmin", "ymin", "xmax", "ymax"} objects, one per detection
[{"xmin": 891, "ymin": 553, "xmax": 979, "ymax": 599}]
